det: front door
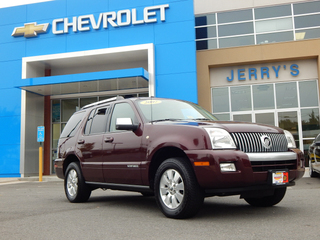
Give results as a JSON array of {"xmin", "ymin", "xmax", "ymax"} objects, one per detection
[{"xmin": 102, "ymin": 102, "xmax": 143, "ymax": 185}]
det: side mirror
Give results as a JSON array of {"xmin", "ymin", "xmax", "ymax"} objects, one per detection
[
  {"xmin": 116, "ymin": 118, "xmax": 139, "ymax": 131},
  {"xmin": 314, "ymin": 141, "xmax": 320, "ymax": 147}
]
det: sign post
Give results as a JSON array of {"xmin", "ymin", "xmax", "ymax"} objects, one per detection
[{"xmin": 37, "ymin": 126, "xmax": 45, "ymax": 182}]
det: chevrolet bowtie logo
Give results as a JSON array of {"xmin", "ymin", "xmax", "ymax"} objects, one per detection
[{"xmin": 12, "ymin": 22, "xmax": 49, "ymax": 38}]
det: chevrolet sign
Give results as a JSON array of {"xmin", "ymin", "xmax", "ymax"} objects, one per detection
[{"xmin": 12, "ymin": 4, "xmax": 169, "ymax": 38}]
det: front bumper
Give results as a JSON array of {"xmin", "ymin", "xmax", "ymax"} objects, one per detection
[
  {"xmin": 186, "ymin": 149, "xmax": 305, "ymax": 193},
  {"xmin": 54, "ymin": 158, "xmax": 64, "ymax": 179}
]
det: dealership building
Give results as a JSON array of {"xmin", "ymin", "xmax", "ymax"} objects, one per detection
[{"xmin": 0, "ymin": 0, "xmax": 320, "ymax": 177}]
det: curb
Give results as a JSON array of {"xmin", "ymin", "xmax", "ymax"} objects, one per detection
[{"xmin": 0, "ymin": 175, "xmax": 62, "ymax": 184}]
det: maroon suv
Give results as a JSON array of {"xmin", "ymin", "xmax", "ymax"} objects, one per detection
[{"xmin": 55, "ymin": 96, "xmax": 305, "ymax": 218}]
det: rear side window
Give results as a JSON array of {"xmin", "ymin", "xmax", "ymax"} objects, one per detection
[
  {"xmin": 60, "ymin": 111, "xmax": 86, "ymax": 138},
  {"xmin": 85, "ymin": 106, "xmax": 109, "ymax": 134}
]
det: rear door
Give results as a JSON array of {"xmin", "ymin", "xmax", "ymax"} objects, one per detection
[
  {"xmin": 78, "ymin": 106, "xmax": 109, "ymax": 182},
  {"xmin": 102, "ymin": 102, "xmax": 144, "ymax": 185}
]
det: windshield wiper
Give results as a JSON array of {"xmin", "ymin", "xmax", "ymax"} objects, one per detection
[{"xmin": 151, "ymin": 118, "xmax": 183, "ymax": 123}]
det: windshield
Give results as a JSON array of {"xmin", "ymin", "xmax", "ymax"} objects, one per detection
[{"xmin": 136, "ymin": 99, "xmax": 218, "ymax": 122}]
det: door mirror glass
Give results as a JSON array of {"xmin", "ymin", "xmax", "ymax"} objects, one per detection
[{"xmin": 116, "ymin": 118, "xmax": 138, "ymax": 131}]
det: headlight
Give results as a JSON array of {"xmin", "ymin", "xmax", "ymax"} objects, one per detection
[
  {"xmin": 284, "ymin": 130, "xmax": 296, "ymax": 149},
  {"xmin": 205, "ymin": 128, "xmax": 236, "ymax": 149}
]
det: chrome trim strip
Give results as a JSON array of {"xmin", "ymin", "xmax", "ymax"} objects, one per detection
[{"xmin": 247, "ymin": 152, "xmax": 297, "ymax": 161}]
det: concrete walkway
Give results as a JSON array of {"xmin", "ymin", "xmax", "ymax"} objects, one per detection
[{"xmin": 0, "ymin": 175, "xmax": 62, "ymax": 184}]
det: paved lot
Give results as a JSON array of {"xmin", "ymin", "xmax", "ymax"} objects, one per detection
[{"xmin": 0, "ymin": 173, "xmax": 319, "ymax": 240}]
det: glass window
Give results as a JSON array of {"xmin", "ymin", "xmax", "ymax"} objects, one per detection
[
  {"xmin": 219, "ymin": 35, "xmax": 254, "ymax": 48},
  {"xmin": 80, "ymin": 97, "xmax": 98, "ymax": 108},
  {"xmin": 90, "ymin": 107, "xmax": 109, "ymax": 134},
  {"xmin": 255, "ymin": 5, "xmax": 291, "ymax": 19},
  {"xmin": 293, "ymin": 1, "xmax": 320, "ymax": 15},
  {"xmin": 217, "ymin": 9, "xmax": 252, "ymax": 24},
  {"xmin": 255, "ymin": 18, "xmax": 292, "ymax": 33},
  {"xmin": 52, "ymin": 123, "xmax": 60, "ymax": 148},
  {"xmin": 61, "ymin": 99, "xmax": 78, "ymax": 122},
  {"xmin": 230, "ymin": 86, "xmax": 252, "ymax": 111},
  {"xmin": 110, "ymin": 103, "xmax": 137, "ymax": 132},
  {"xmin": 257, "ymin": 31, "xmax": 294, "ymax": 44},
  {"xmin": 212, "ymin": 87, "xmax": 229, "ymax": 113},
  {"xmin": 52, "ymin": 100, "xmax": 60, "ymax": 122},
  {"xmin": 278, "ymin": 111, "xmax": 299, "ymax": 148},
  {"xmin": 299, "ymin": 81, "xmax": 319, "ymax": 107},
  {"xmin": 213, "ymin": 113, "xmax": 230, "ymax": 121},
  {"xmin": 295, "ymin": 14, "xmax": 320, "ymax": 29},
  {"xmin": 195, "ymin": 14, "xmax": 216, "ymax": 26},
  {"xmin": 252, "ymin": 84, "xmax": 275, "ymax": 110},
  {"xmin": 196, "ymin": 26, "xmax": 216, "ymax": 39},
  {"xmin": 196, "ymin": 39, "xmax": 217, "ymax": 50},
  {"xmin": 218, "ymin": 22, "xmax": 254, "ymax": 37},
  {"xmin": 84, "ymin": 109, "xmax": 95, "ymax": 135},
  {"xmin": 276, "ymin": 82, "xmax": 298, "ymax": 109},
  {"xmin": 301, "ymin": 108, "xmax": 320, "ymax": 138},
  {"xmin": 233, "ymin": 114, "xmax": 252, "ymax": 122},
  {"xmin": 60, "ymin": 111, "xmax": 86, "ymax": 138},
  {"xmin": 255, "ymin": 113, "xmax": 275, "ymax": 126},
  {"xmin": 296, "ymin": 28, "xmax": 320, "ymax": 40}
]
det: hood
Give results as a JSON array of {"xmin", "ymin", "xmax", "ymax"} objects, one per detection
[{"xmin": 153, "ymin": 120, "xmax": 283, "ymax": 133}]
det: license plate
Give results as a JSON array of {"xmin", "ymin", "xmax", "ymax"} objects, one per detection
[{"xmin": 271, "ymin": 170, "xmax": 289, "ymax": 185}]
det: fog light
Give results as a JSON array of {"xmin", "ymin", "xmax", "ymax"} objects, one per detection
[{"xmin": 220, "ymin": 163, "xmax": 236, "ymax": 172}]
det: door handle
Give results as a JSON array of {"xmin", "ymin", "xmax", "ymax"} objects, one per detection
[
  {"xmin": 77, "ymin": 139, "xmax": 85, "ymax": 144},
  {"xmin": 104, "ymin": 137, "xmax": 114, "ymax": 143}
]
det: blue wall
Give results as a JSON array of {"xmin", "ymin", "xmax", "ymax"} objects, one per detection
[{"xmin": 0, "ymin": 0, "xmax": 197, "ymax": 177}]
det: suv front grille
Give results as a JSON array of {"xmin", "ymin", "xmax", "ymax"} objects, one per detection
[
  {"xmin": 250, "ymin": 160, "xmax": 297, "ymax": 172},
  {"xmin": 230, "ymin": 132, "xmax": 288, "ymax": 153}
]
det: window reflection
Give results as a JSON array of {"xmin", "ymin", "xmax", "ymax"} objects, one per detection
[
  {"xmin": 213, "ymin": 113, "xmax": 230, "ymax": 121},
  {"xmin": 296, "ymin": 28, "xmax": 320, "ymax": 40},
  {"xmin": 256, "ymin": 113, "xmax": 275, "ymax": 126},
  {"xmin": 196, "ymin": 26, "xmax": 216, "ymax": 39},
  {"xmin": 212, "ymin": 87, "xmax": 229, "ymax": 113},
  {"xmin": 295, "ymin": 14, "xmax": 320, "ymax": 29},
  {"xmin": 253, "ymin": 84, "xmax": 275, "ymax": 110},
  {"xmin": 233, "ymin": 114, "xmax": 252, "ymax": 122},
  {"xmin": 255, "ymin": 5, "xmax": 291, "ymax": 19},
  {"xmin": 230, "ymin": 86, "xmax": 252, "ymax": 111},
  {"xmin": 219, "ymin": 22, "xmax": 254, "ymax": 37},
  {"xmin": 196, "ymin": 39, "xmax": 217, "ymax": 50},
  {"xmin": 255, "ymin": 18, "xmax": 292, "ymax": 33},
  {"xmin": 299, "ymin": 80, "xmax": 319, "ymax": 107},
  {"xmin": 219, "ymin": 35, "xmax": 254, "ymax": 48},
  {"xmin": 278, "ymin": 111, "xmax": 299, "ymax": 148},
  {"xmin": 276, "ymin": 82, "xmax": 298, "ymax": 109},
  {"xmin": 302, "ymin": 108, "xmax": 320, "ymax": 138},
  {"xmin": 257, "ymin": 31, "xmax": 293, "ymax": 44},
  {"xmin": 293, "ymin": 1, "xmax": 320, "ymax": 15},
  {"xmin": 217, "ymin": 9, "xmax": 252, "ymax": 23}
]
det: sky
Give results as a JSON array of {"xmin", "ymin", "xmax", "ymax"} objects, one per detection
[{"xmin": 0, "ymin": 0, "xmax": 53, "ymax": 9}]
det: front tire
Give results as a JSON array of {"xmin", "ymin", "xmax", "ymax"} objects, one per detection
[
  {"xmin": 309, "ymin": 160, "xmax": 319, "ymax": 177},
  {"xmin": 65, "ymin": 162, "xmax": 91, "ymax": 203},
  {"xmin": 154, "ymin": 158, "xmax": 204, "ymax": 219},
  {"xmin": 244, "ymin": 187, "xmax": 287, "ymax": 207}
]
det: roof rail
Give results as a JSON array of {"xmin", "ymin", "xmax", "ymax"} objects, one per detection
[{"xmin": 81, "ymin": 96, "xmax": 124, "ymax": 109}]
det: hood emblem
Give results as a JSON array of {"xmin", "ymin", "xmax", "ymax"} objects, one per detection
[{"xmin": 260, "ymin": 135, "xmax": 272, "ymax": 149}]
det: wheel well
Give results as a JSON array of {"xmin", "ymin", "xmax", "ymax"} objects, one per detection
[
  {"xmin": 148, "ymin": 147, "xmax": 191, "ymax": 190},
  {"xmin": 63, "ymin": 154, "xmax": 80, "ymax": 175}
]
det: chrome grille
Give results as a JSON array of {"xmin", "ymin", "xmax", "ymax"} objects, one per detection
[{"xmin": 230, "ymin": 133, "xmax": 288, "ymax": 153}]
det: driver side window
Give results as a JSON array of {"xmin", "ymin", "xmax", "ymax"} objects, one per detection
[{"xmin": 110, "ymin": 103, "xmax": 137, "ymax": 132}]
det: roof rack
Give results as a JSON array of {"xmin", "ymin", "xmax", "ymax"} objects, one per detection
[{"xmin": 81, "ymin": 96, "xmax": 124, "ymax": 109}]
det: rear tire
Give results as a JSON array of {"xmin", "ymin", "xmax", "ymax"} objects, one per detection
[
  {"xmin": 65, "ymin": 162, "xmax": 91, "ymax": 203},
  {"xmin": 154, "ymin": 158, "xmax": 204, "ymax": 219},
  {"xmin": 244, "ymin": 187, "xmax": 286, "ymax": 207}
]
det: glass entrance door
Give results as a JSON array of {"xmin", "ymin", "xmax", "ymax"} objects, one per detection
[{"xmin": 278, "ymin": 111, "xmax": 299, "ymax": 148}]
